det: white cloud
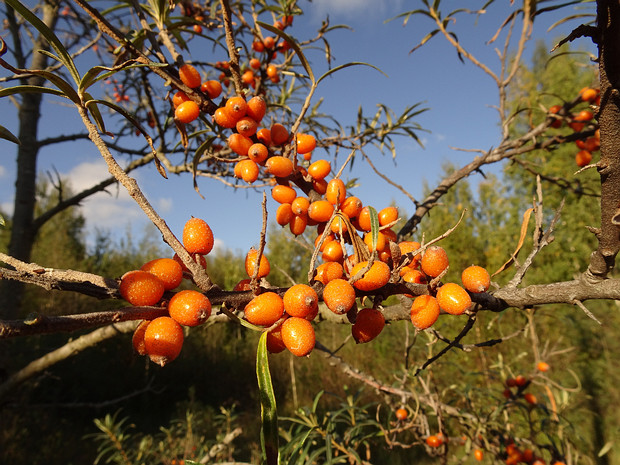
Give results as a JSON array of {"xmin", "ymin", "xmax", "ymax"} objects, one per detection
[
  {"xmin": 157, "ymin": 197, "xmax": 173, "ymax": 214},
  {"xmin": 212, "ymin": 237, "xmax": 225, "ymax": 253},
  {"xmin": 0, "ymin": 165, "xmax": 6, "ymax": 177}
]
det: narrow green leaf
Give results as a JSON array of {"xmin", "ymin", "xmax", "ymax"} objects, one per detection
[
  {"xmin": 0, "ymin": 124, "xmax": 20, "ymax": 145},
  {"xmin": 0, "ymin": 85, "xmax": 66, "ymax": 99},
  {"xmin": 191, "ymin": 137, "xmax": 216, "ymax": 199},
  {"xmin": 6, "ymin": 0, "xmax": 80, "ymax": 84},
  {"xmin": 83, "ymin": 93, "xmax": 107, "ymax": 134},
  {"xmin": 316, "ymin": 62, "xmax": 387, "ymax": 86},
  {"xmin": 368, "ymin": 206, "xmax": 379, "ymax": 253},
  {"xmin": 598, "ymin": 441, "xmax": 613, "ymax": 457},
  {"xmin": 257, "ymin": 332, "xmax": 279, "ymax": 465},
  {"xmin": 0, "ymin": 214, "xmax": 5, "ymax": 227},
  {"xmin": 257, "ymin": 21, "xmax": 315, "ymax": 84}
]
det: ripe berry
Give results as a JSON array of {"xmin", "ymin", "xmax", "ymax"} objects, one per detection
[
  {"xmin": 356, "ymin": 206, "xmax": 371, "ymax": 231},
  {"xmin": 120, "ymin": 270, "xmax": 165, "ymax": 306},
  {"xmin": 248, "ymin": 143, "xmax": 269, "ymax": 164},
  {"xmin": 352, "ymin": 307, "xmax": 385, "ymax": 343},
  {"xmin": 291, "ymin": 197, "xmax": 310, "ymax": 216},
  {"xmin": 236, "ymin": 116, "xmax": 258, "ymax": 137},
  {"xmin": 296, "ymin": 133, "xmax": 316, "ymax": 154},
  {"xmin": 312, "ymin": 178, "xmax": 328, "ymax": 195},
  {"xmin": 524, "ymin": 392, "xmax": 537, "ymax": 405},
  {"xmin": 213, "ymin": 107, "xmax": 237, "ymax": 128},
  {"xmin": 183, "ymin": 217, "xmax": 214, "ymax": 255},
  {"xmin": 576, "ymin": 149, "xmax": 592, "ymax": 167},
  {"xmin": 313, "ymin": 262, "xmax": 344, "ymax": 285},
  {"xmin": 289, "ymin": 213, "xmax": 307, "ymax": 236},
  {"xmin": 247, "ymin": 96, "xmax": 266, "ymax": 122},
  {"xmin": 420, "ymin": 246, "xmax": 449, "ymax": 278},
  {"xmin": 395, "ymin": 408, "xmax": 408, "ymax": 421},
  {"xmin": 175, "ymin": 100, "xmax": 200, "ymax": 124},
  {"xmin": 244, "ymin": 292, "xmax": 284, "ymax": 326},
  {"xmin": 461, "ymin": 265, "xmax": 491, "ymax": 293},
  {"xmin": 179, "ymin": 63, "xmax": 202, "ymax": 88},
  {"xmin": 281, "ymin": 317, "xmax": 315, "ymax": 356},
  {"xmin": 168, "ymin": 289, "xmax": 212, "ymax": 327},
  {"xmin": 325, "ymin": 178, "xmax": 346, "ymax": 205},
  {"xmin": 410, "ymin": 294, "xmax": 440, "ymax": 330},
  {"xmin": 245, "ymin": 247, "xmax": 270, "ymax": 278},
  {"xmin": 235, "ymin": 159, "xmax": 259, "ymax": 184},
  {"xmin": 266, "ymin": 321, "xmax": 287, "ymax": 353},
  {"xmin": 272, "ymin": 184, "xmax": 297, "ymax": 204},
  {"xmin": 378, "ymin": 206, "xmax": 398, "ymax": 226},
  {"xmin": 308, "ymin": 159, "xmax": 331, "ymax": 180},
  {"xmin": 201, "ymin": 80, "xmax": 222, "ymax": 99},
  {"xmin": 225, "ymin": 96, "xmax": 247, "ymax": 120},
  {"xmin": 321, "ymin": 240, "xmax": 344, "ymax": 263},
  {"xmin": 276, "ymin": 203, "xmax": 293, "ymax": 226},
  {"xmin": 266, "ymin": 64, "xmax": 278, "ymax": 79},
  {"xmin": 257, "ymin": 128, "xmax": 272, "ymax": 145},
  {"xmin": 474, "ymin": 449, "xmax": 484, "ymax": 461},
  {"xmin": 270, "ymin": 123, "xmax": 289, "ymax": 145},
  {"xmin": 265, "ymin": 156, "xmax": 294, "ymax": 177},
  {"xmin": 284, "ymin": 284, "xmax": 318, "ymax": 318},
  {"xmin": 574, "ymin": 109, "xmax": 594, "ymax": 122},
  {"xmin": 241, "ymin": 70, "xmax": 255, "ymax": 85},
  {"xmin": 144, "ymin": 316, "xmax": 184, "ymax": 366},
  {"xmin": 228, "ymin": 133, "xmax": 254, "ymax": 156},
  {"xmin": 141, "ymin": 258, "xmax": 183, "ymax": 291},
  {"xmin": 364, "ymin": 230, "xmax": 387, "ymax": 253},
  {"xmin": 340, "ymin": 196, "xmax": 363, "ymax": 219},
  {"xmin": 537, "ymin": 361, "xmax": 550, "ymax": 372},
  {"xmin": 436, "ymin": 282, "xmax": 471, "ymax": 315},
  {"xmin": 263, "ymin": 36, "xmax": 276, "ymax": 49},
  {"xmin": 580, "ymin": 87, "xmax": 599, "ymax": 102},
  {"xmin": 172, "ymin": 90, "xmax": 190, "ymax": 107},
  {"xmin": 426, "ymin": 435, "xmax": 443, "ymax": 448},
  {"xmin": 350, "ymin": 260, "xmax": 390, "ymax": 291},
  {"xmin": 323, "ymin": 278, "xmax": 356, "ymax": 314},
  {"xmin": 308, "ymin": 200, "xmax": 334, "ymax": 223},
  {"xmin": 132, "ymin": 320, "xmax": 150, "ymax": 355}
]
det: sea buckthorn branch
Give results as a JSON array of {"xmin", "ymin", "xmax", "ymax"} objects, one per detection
[{"xmin": 220, "ymin": 0, "xmax": 243, "ymax": 95}]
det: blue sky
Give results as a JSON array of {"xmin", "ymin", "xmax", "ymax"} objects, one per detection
[{"xmin": 0, "ymin": 1, "xmax": 597, "ymax": 255}]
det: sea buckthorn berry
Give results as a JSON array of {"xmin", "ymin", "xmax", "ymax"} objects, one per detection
[
  {"xmin": 266, "ymin": 321, "xmax": 287, "ymax": 354},
  {"xmin": 213, "ymin": 106, "xmax": 237, "ymax": 128},
  {"xmin": 175, "ymin": 100, "xmax": 200, "ymax": 124},
  {"xmin": 325, "ymin": 178, "xmax": 346, "ymax": 205},
  {"xmin": 183, "ymin": 217, "xmax": 214, "ymax": 255},
  {"xmin": 244, "ymin": 292, "xmax": 284, "ymax": 326},
  {"xmin": 172, "ymin": 90, "xmax": 190, "ymax": 108},
  {"xmin": 549, "ymin": 104, "xmax": 563, "ymax": 128},
  {"xmin": 308, "ymin": 200, "xmax": 334, "ymax": 223},
  {"xmin": 402, "ymin": 269, "xmax": 427, "ymax": 287},
  {"xmin": 574, "ymin": 109, "xmax": 594, "ymax": 122},
  {"xmin": 236, "ymin": 116, "xmax": 258, "ymax": 137},
  {"xmin": 330, "ymin": 215, "xmax": 348, "ymax": 234},
  {"xmin": 266, "ymin": 64, "xmax": 278, "ymax": 79},
  {"xmin": 257, "ymin": 128, "xmax": 272, "ymax": 145},
  {"xmin": 340, "ymin": 196, "xmax": 363, "ymax": 219},
  {"xmin": 503, "ymin": 388, "xmax": 513, "ymax": 399},
  {"xmin": 140, "ymin": 258, "xmax": 183, "ymax": 291},
  {"xmin": 249, "ymin": 58, "xmax": 261, "ymax": 69},
  {"xmin": 537, "ymin": 361, "xmax": 550, "ymax": 372},
  {"xmin": 524, "ymin": 393, "xmax": 537, "ymax": 405},
  {"xmin": 580, "ymin": 87, "xmax": 599, "ymax": 102},
  {"xmin": 247, "ymin": 96, "xmax": 267, "ymax": 122},
  {"xmin": 315, "ymin": 233, "xmax": 335, "ymax": 251},
  {"xmin": 584, "ymin": 137, "xmax": 600, "ymax": 152},
  {"xmin": 322, "ymin": 240, "xmax": 344, "ymax": 263},
  {"xmin": 120, "ymin": 270, "xmax": 165, "ymax": 306},
  {"xmin": 313, "ymin": 262, "xmax": 344, "ymax": 285},
  {"xmin": 225, "ymin": 96, "xmax": 247, "ymax": 120},
  {"xmin": 410, "ymin": 294, "xmax": 440, "ymax": 330},
  {"xmin": 252, "ymin": 39, "xmax": 265, "ymax": 52},
  {"xmin": 576, "ymin": 149, "xmax": 592, "ymax": 167},
  {"xmin": 323, "ymin": 278, "xmax": 356, "ymax": 314},
  {"xmin": 168, "ymin": 289, "xmax": 212, "ymax": 327},
  {"xmin": 312, "ymin": 178, "xmax": 328, "ymax": 195},
  {"xmin": 356, "ymin": 206, "xmax": 372, "ymax": 231},
  {"xmin": 235, "ymin": 159, "xmax": 259, "ymax": 184},
  {"xmin": 263, "ymin": 36, "xmax": 276, "ymax": 49},
  {"xmin": 276, "ymin": 203, "xmax": 293, "ymax": 226},
  {"xmin": 378, "ymin": 206, "xmax": 398, "ymax": 226},
  {"xmin": 420, "ymin": 245, "xmax": 449, "ymax": 278},
  {"xmin": 426, "ymin": 435, "xmax": 443, "ymax": 448},
  {"xmin": 245, "ymin": 247, "xmax": 270, "ymax": 278},
  {"xmin": 248, "ymin": 143, "xmax": 269, "ymax": 164},
  {"xmin": 506, "ymin": 378, "xmax": 517, "ymax": 387},
  {"xmin": 461, "ymin": 265, "xmax": 491, "ymax": 293},
  {"xmin": 522, "ymin": 449, "xmax": 535, "ymax": 463},
  {"xmin": 284, "ymin": 284, "xmax": 318, "ymax": 318},
  {"xmin": 233, "ymin": 278, "xmax": 252, "ymax": 291},
  {"xmin": 132, "ymin": 320, "xmax": 150, "ymax": 355},
  {"xmin": 352, "ymin": 307, "xmax": 385, "ymax": 344},
  {"xmin": 350, "ymin": 260, "xmax": 390, "ymax": 291},
  {"xmin": 395, "ymin": 408, "xmax": 408, "ymax": 421},
  {"xmin": 281, "ymin": 317, "xmax": 315, "ymax": 357},
  {"xmin": 289, "ymin": 213, "xmax": 308, "ymax": 236},
  {"xmin": 144, "ymin": 316, "xmax": 184, "ymax": 366},
  {"xmin": 179, "ymin": 63, "xmax": 202, "ymax": 88},
  {"xmin": 291, "ymin": 197, "xmax": 310, "ymax": 216},
  {"xmin": 201, "ymin": 80, "xmax": 222, "ymax": 99},
  {"xmin": 308, "ymin": 159, "xmax": 331, "ymax": 180},
  {"xmin": 296, "ymin": 133, "xmax": 317, "ymax": 154},
  {"xmin": 271, "ymin": 184, "xmax": 297, "ymax": 204},
  {"xmin": 228, "ymin": 133, "xmax": 254, "ymax": 156},
  {"xmin": 241, "ymin": 70, "xmax": 255, "ymax": 86},
  {"xmin": 515, "ymin": 374, "xmax": 527, "ymax": 386},
  {"xmin": 270, "ymin": 123, "xmax": 289, "ymax": 145},
  {"xmin": 474, "ymin": 449, "xmax": 484, "ymax": 461},
  {"xmin": 436, "ymin": 282, "xmax": 471, "ymax": 315},
  {"xmin": 568, "ymin": 121, "xmax": 585, "ymax": 132},
  {"xmin": 364, "ymin": 231, "xmax": 387, "ymax": 253},
  {"xmin": 266, "ymin": 156, "xmax": 294, "ymax": 177}
]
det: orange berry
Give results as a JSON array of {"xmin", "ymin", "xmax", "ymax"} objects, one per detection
[
  {"xmin": 289, "ymin": 213, "xmax": 308, "ymax": 236},
  {"xmin": 284, "ymin": 284, "xmax": 318, "ymax": 318},
  {"xmin": 506, "ymin": 378, "xmax": 517, "ymax": 387},
  {"xmin": 228, "ymin": 133, "xmax": 253, "ymax": 156},
  {"xmin": 249, "ymin": 58, "xmax": 261, "ymax": 69},
  {"xmin": 329, "ymin": 215, "xmax": 349, "ymax": 234},
  {"xmin": 271, "ymin": 184, "xmax": 297, "ymax": 204},
  {"xmin": 461, "ymin": 265, "xmax": 491, "ymax": 293},
  {"xmin": 120, "ymin": 270, "xmax": 165, "ymax": 306},
  {"xmin": 233, "ymin": 278, "xmax": 252, "ymax": 291},
  {"xmin": 175, "ymin": 100, "xmax": 200, "ymax": 124},
  {"xmin": 241, "ymin": 69, "xmax": 255, "ymax": 85},
  {"xmin": 436, "ymin": 282, "xmax": 471, "ymax": 315},
  {"xmin": 140, "ymin": 258, "xmax": 183, "ymax": 291},
  {"xmin": 270, "ymin": 123, "xmax": 289, "ymax": 145},
  {"xmin": 502, "ymin": 388, "xmax": 513, "ymax": 399},
  {"xmin": 410, "ymin": 294, "xmax": 440, "ymax": 330},
  {"xmin": 395, "ymin": 408, "xmax": 408, "ymax": 421},
  {"xmin": 179, "ymin": 63, "xmax": 202, "ymax": 88},
  {"xmin": 308, "ymin": 200, "xmax": 334, "ymax": 223},
  {"xmin": 308, "ymin": 159, "xmax": 331, "ymax": 180},
  {"xmin": 322, "ymin": 240, "xmax": 344, "ymax": 262},
  {"xmin": 236, "ymin": 116, "xmax": 258, "ymax": 137},
  {"xmin": 225, "ymin": 96, "xmax": 247, "ymax": 120},
  {"xmin": 378, "ymin": 206, "xmax": 398, "ymax": 226},
  {"xmin": 183, "ymin": 217, "xmax": 214, "ymax": 255},
  {"xmin": 257, "ymin": 127, "xmax": 272, "ymax": 145},
  {"xmin": 276, "ymin": 203, "xmax": 293, "ymax": 226},
  {"xmin": 402, "ymin": 269, "xmax": 427, "ymax": 286},
  {"xmin": 574, "ymin": 109, "xmax": 594, "ymax": 122},
  {"xmin": 426, "ymin": 435, "xmax": 443, "ymax": 448},
  {"xmin": 474, "ymin": 449, "xmax": 484, "ymax": 461},
  {"xmin": 313, "ymin": 262, "xmax": 344, "ymax": 285},
  {"xmin": 323, "ymin": 278, "xmax": 356, "ymax": 314},
  {"xmin": 244, "ymin": 292, "xmax": 284, "ymax": 326},
  {"xmin": 281, "ymin": 316, "xmax": 315, "ymax": 356},
  {"xmin": 265, "ymin": 156, "xmax": 294, "ymax": 177},
  {"xmin": 247, "ymin": 96, "xmax": 267, "ymax": 122},
  {"xmin": 245, "ymin": 247, "xmax": 270, "ymax": 278},
  {"xmin": 144, "ymin": 316, "xmax": 184, "ymax": 366},
  {"xmin": 580, "ymin": 87, "xmax": 598, "ymax": 102},
  {"xmin": 312, "ymin": 178, "xmax": 327, "ymax": 195},
  {"xmin": 356, "ymin": 206, "xmax": 372, "ymax": 231},
  {"xmin": 340, "ymin": 196, "xmax": 363, "ymax": 219},
  {"xmin": 266, "ymin": 321, "xmax": 287, "ymax": 354},
  {"xmin": 325, "ymin": 178, "xmax": 346, "ymax": 205},
  {"xmin": 568, "ymin": 121, "xmax": 585, "ymax": 132},
  {"xmin": 235, "ymin": 159, "xmax": 259, "ymax": 184},
  {"xmin": 296, "ymin": 133, "xmax": 316, "ymax": 154},
  {"xmin": 537, "ymin": 361, "xmax": 550, "ymax": 372},
  {"xmin": 248, "ymin": 143, "xmax": 269, "ymax": 163},
  {"xmin": 398, "ymin": 241, "xmax": 421, "ymax": 269},
  {"xmin": 515, "ymin": 374, "xmax": 528, "ymax": 386},
  {"xmin": 364, "ymin": 230, "xmax": 387, "ymax": 253},
  {"xmin": 420, "ymin": 246, "xmax": 449, "ymax": 278},
  {"xmin": 266, "ymin": 64, "xmax": 278, "ymax": 78},
  {"xmin": 172, "ymin": 90, "xmax": 190, "ymax": 108},
  {"xmin": 350, "ymin": 260, "xmax": 390, "ymax": 291},
  {"xmin": 252, "ymin": 39, "xmax": 265, "ymax": 52},
  {"xmin": 524, "ymin": 392, "xmax": 537, "ymax": 405},
  {"xmin": 213, "ymin": 106, "xmax": 237, "ymax": 128},
  {"xmin": 263, "ymin": 36, "xmax": 276, "ymax": 49},
  {"xmin": 576, "ymin": 149, "xmax": 592, "ymax": 167},
  {"xmin": 201, "ymin": 80, "xmax": 222, "ymax": 99},
  {"xmin": 132, "ymin": 320, "xmax": 150, "ymax": 355},
  {"xmin": 352, "ymin": 307, "xmax": 385, "ymax": 343},
  {"xmin": 291, "ymin": 196, "xmax": 310, "ymax": 216},
  {"xmin": 168, "ymin": 289, "xmax": 212, "ymax": 327},
  {"xmin": 584, "ymin": 137, "xmax": 600, "ymax": 152}
]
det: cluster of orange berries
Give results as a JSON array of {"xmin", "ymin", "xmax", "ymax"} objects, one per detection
[
  {"xmin": 548, "ymin": 86, "xmax": 600, "ymax": 167},
  {"xmin": 120, "ymin": 217, "xmax": 214, "ymax": 366},
  {"xmin": 502, "ymin": 442, "xmax": 565, "ymax": 465}
]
